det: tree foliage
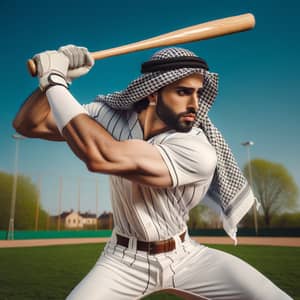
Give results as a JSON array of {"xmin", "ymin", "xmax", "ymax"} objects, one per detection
[
  {"xmin": 0, "ymin": 171, "xmax": 49, "ymax": 230},
  {"xmin": 243, "ymin": 159, "xmax": 299, "ymax": 227},
  {"xmin": 271, "ymin": 212, "xmax": 300, "ymax": 228},
  {"xmin": 188, "ymin": 204, "xmax": 221, "ymax": 229}
]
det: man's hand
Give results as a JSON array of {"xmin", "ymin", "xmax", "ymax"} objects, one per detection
[
  {"xmin": 33, "ymin": 51, "xmax": 69, "ymax": 91},
  {"xmin": 58, "ymin": 45, "xmax": 94, "ymax": 83}
]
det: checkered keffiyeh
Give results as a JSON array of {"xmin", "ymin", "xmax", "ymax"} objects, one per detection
[{"xmin": 95, "ymin": 47, "xmax": 256, "ymax": 241}]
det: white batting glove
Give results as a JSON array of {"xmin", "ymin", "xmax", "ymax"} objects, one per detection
[
  {"xmin": 58, "ymin": 45, "xmax": 94, "ymax": 83},
  {"xmin": 33, "ymin": 51, "xmax": 69, "ymax": 91}
]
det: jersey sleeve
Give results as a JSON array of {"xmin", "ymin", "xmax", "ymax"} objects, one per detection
[
  {"xmin": 82, "ymin": 101, "xmax": 120, "ymax": 129},
  {"xmin": 82, "ymin": 101, "xmax": 107, "ymax": 118},
  {"xmin": 82, "ymin": 101, "xmax": 131, "ymax": 140},
  {"xmin": 154, "ymin": 131, "xmax": 217, "ymax": 187}
]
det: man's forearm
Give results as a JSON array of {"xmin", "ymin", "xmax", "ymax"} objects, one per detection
[{"xmin": 13, "ymin": 88, "xmax": 51, "ymax": 133}]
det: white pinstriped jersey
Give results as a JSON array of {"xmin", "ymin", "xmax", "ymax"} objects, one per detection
[{"xmin": 83, "ymin": 101, "xmax": 217, "ymax": 241}]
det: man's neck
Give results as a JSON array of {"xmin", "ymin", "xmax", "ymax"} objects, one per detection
[{"xmin": 138, "ymin": 106, "xmax": 168, "ymax": 140}]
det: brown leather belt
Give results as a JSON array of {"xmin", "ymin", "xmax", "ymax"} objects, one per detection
[{"xmin": 116, "ymin": 231, "xmax": 186, "ymax": 255}]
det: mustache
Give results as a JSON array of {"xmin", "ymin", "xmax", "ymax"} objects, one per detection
[{"xmin": 177, "ymin": 108, "xmax": 197, "ymax": 118}]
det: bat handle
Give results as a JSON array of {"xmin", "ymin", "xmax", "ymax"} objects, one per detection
[
  {"xmin": 27, "ymin": 53, "xmax": 98, "ymax": 77},
  {"xmin": 27, "ymin": 59, "xmax": 37, "ymax": 77},
  {"xmin": 27, "ymin": 54, "xmax": 98, "ymax": 77}
]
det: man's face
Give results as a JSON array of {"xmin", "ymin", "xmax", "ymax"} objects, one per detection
[{"xmin": 155, "ymin": 73, "xmax": 204, "ymax": 132}]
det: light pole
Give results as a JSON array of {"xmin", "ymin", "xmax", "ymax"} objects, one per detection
[
  {"xmin": 57, "ymin": 176, "xmax": 63, "ymax": 231},
  {"xmin": 7, "ymin": 133, "xmax": 26, "ymax": 240},
  {"xmin": 241, "ymin": 141, "xmax": 258, "ymax": 235},
  {"xmin": 95, "ymin": 179, "xmax": 99, "ymax": 230},
  {"xmin": 77, "ymin": 177, "xmax": 81, "ymax": 230},
  {"xmin": 34, "ymin": 175, "xmax": 42, "ymax": 231}
]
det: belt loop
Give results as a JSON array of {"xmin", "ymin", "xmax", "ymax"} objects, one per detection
[
  {"xmin": 183, "ymin": 230, "xmax": 189, "ymax": 242},
  {"xmin": 173, "ymin": 235, "xmax": 181, "ymax": 249},
  {"xmin": 111, "ymin": 229, "xmax": 117, "ymax": 245},
  {"xmin": 129, "ymin": 236, "xmax": 137, "ymax": 252},
  {"xmin": 173, "ymin": 231, "xmax": 185, "ymax": 254}
]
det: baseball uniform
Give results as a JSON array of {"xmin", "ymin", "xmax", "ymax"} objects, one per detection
[{"xmin": 66, "ymin": 102, "xmax": 291, "ymax": 300}]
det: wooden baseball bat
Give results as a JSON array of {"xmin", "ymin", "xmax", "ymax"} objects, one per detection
[{"xmin": 27, "ymin": 13, "xmax": 255, "ymax": 76}]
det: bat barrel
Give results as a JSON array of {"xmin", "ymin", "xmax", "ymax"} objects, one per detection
[
  {"xmin": 27, "ymin": 13, "xmax": 255, "ymax": 76},
  {"xmin": 92, "ymin": 13, "xmax": 255, "ymax": 60}
]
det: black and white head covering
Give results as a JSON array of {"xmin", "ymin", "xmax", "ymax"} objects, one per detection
[{"xmin": 96, "ymin": 47, "xmax": 257, "ymax": 243}]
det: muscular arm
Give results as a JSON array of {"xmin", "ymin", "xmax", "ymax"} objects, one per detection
[
  {"xmin": 12, "ymin": 88, "xmax": 64, "ymax": 141},
  {"xmin": 63, "ymin": 114, "xmax": 172, "ymax": 187}
]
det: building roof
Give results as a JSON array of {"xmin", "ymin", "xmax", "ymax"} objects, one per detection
[
  {"xmin": 98, "ymin": 211, "xmax": 113, "ymax": 219},
  {"xmin": 51, "ymin": 210, "xmax": 112, "ymax": 219},
  {"xmin": 79, "ymin": 212, "xmax": 97, "ymax": 218}
]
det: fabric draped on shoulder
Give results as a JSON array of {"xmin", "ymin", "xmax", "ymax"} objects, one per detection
[{"xmin": 91, "ymin": 47, "xmax": 258, "ymax": 243}]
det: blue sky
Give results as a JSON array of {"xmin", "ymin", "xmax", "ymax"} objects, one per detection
[{"xmin": 1, "ymin": 0, "xmax": 299, "ymax": 215}]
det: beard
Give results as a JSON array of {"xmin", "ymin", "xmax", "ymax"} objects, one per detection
[{"xmin": 156, "ymin": 92, "xmax": 197, "ymax": 132}]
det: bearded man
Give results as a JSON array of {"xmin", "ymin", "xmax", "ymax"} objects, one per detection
[{"xmin": 13, "ymin": 45, "xmax": 291, "ymax": 300}]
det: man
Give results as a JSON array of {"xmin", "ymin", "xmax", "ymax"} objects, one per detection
[{"xmin": 13, "ymin": 45, "xmax": 291, "ymax": 299}]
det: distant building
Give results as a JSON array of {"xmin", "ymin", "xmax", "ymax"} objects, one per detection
[
  {"xmin": 64, "ymin": 211, "xmax": 84, "ymax": 228},
  {"xmin": 51, "ymin": 210, "xmax": 113, "ymax": 230},
  {"xmin": 52, "ymin": 210, "xmax": 97, "ymax": 229},
  {"xmin": 98, "ymin": 211, "xmax": 114, "ymax": 229},
  {"xmin": 80, "ymin": 212, "xmax": 97, "ymax": 227}
]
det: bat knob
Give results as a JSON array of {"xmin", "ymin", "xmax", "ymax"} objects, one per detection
[{"xmin": 27, "ymin": 59, "xmax": 37, "ymax": 77}]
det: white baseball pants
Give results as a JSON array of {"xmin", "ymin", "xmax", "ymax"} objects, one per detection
[{"xmin": 66, "ymin": 231, "xmax": 292, "ymax": 300}]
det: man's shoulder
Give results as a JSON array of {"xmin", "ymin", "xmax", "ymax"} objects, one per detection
[
  {"xmin": 150, "ymin": 127, "xmax": 214, "ymax": 153},
  {"xmin": 153, "ymin": 127, "xmax": 217, "ymax": 182},
  {"xmin": 151, "ymin": 127, "xmax": 204, "ymax": 141}
]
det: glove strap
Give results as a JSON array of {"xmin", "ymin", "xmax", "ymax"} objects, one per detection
[{"xmin": 40, "ymin": 72, "xmax": 69, "ymax": 92}]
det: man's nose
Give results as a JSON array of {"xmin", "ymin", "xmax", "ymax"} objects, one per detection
[{"xmin": 188, "ymin": 94, "xmax": 199, "ymax": 111}]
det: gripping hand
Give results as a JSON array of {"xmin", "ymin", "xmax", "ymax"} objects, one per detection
[
  {"xmin": 33, "ymin": 51, "xmax": 69, "ymax": 91},
  {"xmin": 58, "ymin": 45, "xmax": 94, "ymax": 83}
]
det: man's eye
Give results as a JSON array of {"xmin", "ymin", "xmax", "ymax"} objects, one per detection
[{"xmin": 177, "ymin": 90, "xmax": 187, "ymax": 96}]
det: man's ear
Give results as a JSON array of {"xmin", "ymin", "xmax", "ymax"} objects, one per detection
[{"xmin": 148, "ymin": 93, "xmax": 157, "ymax": 106}]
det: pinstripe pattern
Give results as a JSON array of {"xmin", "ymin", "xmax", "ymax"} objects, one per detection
[
  {"xmin": 142, "ymin": 253, "xmax": 151, "ymax": 295},
  {"xmin": 91, "ymin": 47, "xmax": 259, "ymax": 242},
  {"xmin": 83, "ymin": 102, "xmax": 217, "ymax": 241}
]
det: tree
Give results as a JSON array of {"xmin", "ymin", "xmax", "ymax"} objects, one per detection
[
  {"xmin": 188, "ymin": 204, "xmax": 221, "ymax": 229},
  {"xmin": 271, "ymin": 212, "xmax": 300, "ymax": 228},
  {"xmin": 0, "ymin": 171, "xmax": 49, "ymax": 230},
  {"xmin": 243, "ymin": 159, "xmax": 299, "ymax": 227}
]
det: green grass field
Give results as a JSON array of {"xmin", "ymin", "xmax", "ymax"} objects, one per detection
[{"xmin": 0, "ymin": 243, "xmax": 299, "ymax": 299}]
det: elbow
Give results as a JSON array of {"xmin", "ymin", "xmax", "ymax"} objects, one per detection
[
  {"xmin": 12, "ymin": 111, "xmax": 25, "ymax": 132},
  {"xmin": 86, "ymin": 159, "xmax": 111, "ymax": 174},
  {"xmin": 12, "ymin": 118, "xmax": 19, "ymax": 131},
  {"xmin": 86, "ymin": 159, "xmax": 100, "ymax": 173},
  {"xmin": 84, "ymin": 141, "xmax": 122, "ymax": 174},
  {"xmin": 84, "ymin": 149, "xmax": 108, "ymax": 173},
  {"xmin": 12, "ymin": 119, "xmax": 29, "ymax": 137},
  {"xmin": 12, "ymin": 118, "xmax": 24, "ymax": 134},
  {"xmin": 85, "ymin": 153, "xmax": 123, "ymax": 175}
]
